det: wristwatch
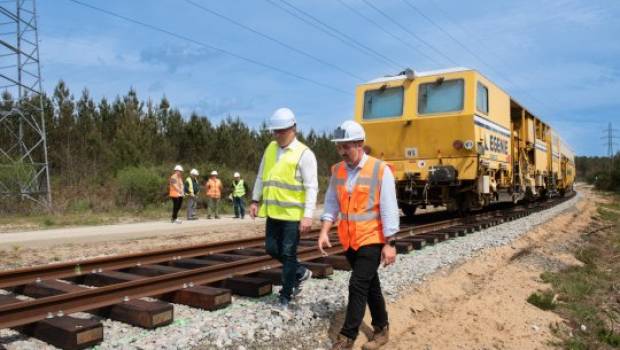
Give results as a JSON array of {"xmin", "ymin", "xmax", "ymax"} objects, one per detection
[{"xmin": 387, "ymin": 237, "xmax": 397, "ymax": 247}]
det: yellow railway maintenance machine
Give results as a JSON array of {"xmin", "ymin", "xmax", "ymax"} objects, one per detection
[{"xmin": 355, "ymin": 68, "xmax": 574, "ymax": 217}]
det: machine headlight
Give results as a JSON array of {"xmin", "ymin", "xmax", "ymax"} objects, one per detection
[{"xmin": 464, "ymin": 140, "xmax": 474, "ymax": 150}]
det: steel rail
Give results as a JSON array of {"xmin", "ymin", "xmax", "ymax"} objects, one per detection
[
  {"xmin": 0, "ymin": 234, "xmax": 293, "ymax": 289},
  {"xmin": 0, "ymin": 218, "xmax": 461, "ymax": 329},
  {"xmin": 0, "ymin": 245, "xmax": 342, "ymax": 329},
  {"xmin": 0, "ymin": 218, "xmax": 462, "ymax": 289},
  {"xmin": 0, "ymin": 194, "xmax": 575, "ymax": 329}
]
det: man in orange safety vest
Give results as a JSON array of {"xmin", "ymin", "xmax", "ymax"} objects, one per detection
[
  {"xmin": 169, "ymin": 164, "xmax": 185, "ymax": 224},
  {"xmin": 318, "ymin": 121, "xmax": 399, "ymax": 350},
  {"xmin": 205, "ymin": 170, "xmax": 223, "ymax": 219}
]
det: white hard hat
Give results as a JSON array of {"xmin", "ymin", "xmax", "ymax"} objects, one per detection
[
  {"xmin": 174, "ymin": 165, "xmax": 184, "ymax": 172},
  {"xmin": 268, "ymin": 107, "xmax": 296, "ymax": 131},
  {"xmin": 233, "ymin": 172, "xmax": 240, "ymax": 178},
  {"xmin": 331, "ymin": 120, "xmax": 365, "ymax": 142},
  {"xmin": 190, "ymin": 169, "xmax": 199, "ymax": 176},
  {"xmin": 210, "ymin": 170, "xmax": 218, "ymax": 176}
]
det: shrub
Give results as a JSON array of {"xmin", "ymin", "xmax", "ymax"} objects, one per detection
[
  {"xmin": 0, "ymin": 161, "xmax": 37, "ymax": 193},
  {"xmin": 527, "ymin": 290, "xmax": 556, "ymax": 310},
  {"xmin": 116, "ymin": 166, "xmax": 166, "ymax": 208}
]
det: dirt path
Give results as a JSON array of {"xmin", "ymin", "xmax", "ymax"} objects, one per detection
[{"xmin": 357, "ymin": 187, "xmax": 598, "ymax": 350}]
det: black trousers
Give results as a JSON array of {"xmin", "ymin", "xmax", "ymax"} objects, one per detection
[
  {"xmin": 340, "ymin": 244, "xmax": 389, "ymax": 340},
  {"xmin": 171, "ymin": 197, "xmax": 183, "ymax": 220}
]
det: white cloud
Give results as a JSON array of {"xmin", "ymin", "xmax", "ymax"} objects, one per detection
[{"xmin": 41, "ymin": 35, "xmax": 152, "ymax": 71}]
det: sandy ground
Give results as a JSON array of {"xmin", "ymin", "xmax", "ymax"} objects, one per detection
[{"xmin": 348, "ymin": 186, "xmax": 598, "ymax": 350}]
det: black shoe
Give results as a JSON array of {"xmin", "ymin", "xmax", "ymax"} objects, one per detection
[{"xmin": 293, "ymin": 268, "xmax": 312, "ymax": 298}]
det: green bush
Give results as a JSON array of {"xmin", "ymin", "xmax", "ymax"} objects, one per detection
[
  {"xmin": 527, "ymin": 290, "xmax": 556, "ymax": 310},
  {"xmin": 0, "ymin": 161, "xmax": 37, "ymax": 193},
  {"xmin": 116, "ymin": 166, "xmax": 166, "ymax": 208}
]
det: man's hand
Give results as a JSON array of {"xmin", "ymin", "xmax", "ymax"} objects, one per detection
[
  {"xmin": 299, "ymin": 217, "xmax": 312, "ymax": 234},
  {"xmin": 381, "ymin": 244, "xmax": 396, "ymax": 267},
  {"xmin": 317, "ymin": 220, "xmax": 334, "ymax": 256},
  {"xmin": 249, "ymin": 202, "xmax": 258, "ymax": 219},
  {"xmin": 318, "ymin": 232, "xmax": 332, "ymax": 256}
]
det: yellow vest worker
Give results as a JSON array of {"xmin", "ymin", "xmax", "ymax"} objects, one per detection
[
  {"xmin": 258, "ymin": 140, "xmax": 308, "ymax": 221},
  {"xmin": 249, "ymin": 107, "xmax": 318, "ymax": 314}
]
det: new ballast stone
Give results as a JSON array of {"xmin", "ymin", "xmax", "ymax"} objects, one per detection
[{"xmin": 0, "ymin": 195, "xmax": 579, "ymax": 350}]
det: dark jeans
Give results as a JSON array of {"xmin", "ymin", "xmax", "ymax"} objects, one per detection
[
  {"xmin": 233, "ymin": 196, "xmax": 245, "ymax": 218},
  {"xmin": 265, "ymin": 217, "xmax": 306, "ymax": 301},
  {"xmin": 340, "ymin": 244, "xmax": 388, "ymax": 340},
  {"xmin": 171, "ymin": 197, "xmax": 183, "ymax": 220}
]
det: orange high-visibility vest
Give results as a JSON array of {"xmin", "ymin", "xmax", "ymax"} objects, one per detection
[
  {"xmin": 206, "ymin": 178, "xmax": 222, "ymax": 198},
  {"xmin": 333, "ymin": 156, "xmax": 387, "ymax": 251},
  {"xmin": 169, "ymin": 173, "xmax": 184, "ymax": 198}
]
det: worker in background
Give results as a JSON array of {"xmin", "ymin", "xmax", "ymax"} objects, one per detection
[
  {"xmin": 318, "ymin": 120, "xmax": 399, "ymax": 350},
  {"xmin": 205, "ymin": 170, "xmax": 223, "ymax": 219},
  {"xmin": 231, "ymin": 172, "xmax": 249, "ymax": 219},
  {"xmin": 185, "ymin": 168, "xmax": 200, "ymax": 220},
  {"xmin": 249, "ymin": 107, "xmax": 318, "ymax": 317},
  {"xmin": 169, "ymin": 164, "xmax": 185, "ymax": 224}
]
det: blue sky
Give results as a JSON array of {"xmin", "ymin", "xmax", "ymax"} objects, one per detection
[{"xmin": 38, "ymin": 0, "xmax": 620, "ymax": 156}]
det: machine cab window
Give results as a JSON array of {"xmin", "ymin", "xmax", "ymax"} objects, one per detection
[
  {"xmin": 476, "ymin": 82, "xmax": 489, "ymax": 114},
  {"xmin": 363, "ymin": 86, "xmax": 404, "ymax": 119},
  {"xmin": 418, "ymin": 78, "xmax": 464, "ymax": 115}
]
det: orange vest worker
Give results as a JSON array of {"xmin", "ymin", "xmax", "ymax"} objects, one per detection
[
  {"xmin": 169, "ymin": 173, "xmax": 184, "ymax": 198},
  {"xmin": 333, "ymin": 156, "xmax": 388, "ymax": 251},
  {"xmin": 206, "ymin": 178, "xmax": 222, "ymax": 199}
]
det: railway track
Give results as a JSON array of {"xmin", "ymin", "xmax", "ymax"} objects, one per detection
[{"xmin": 0, "ymin": 193, "xmax": 575, "ymax": 350}]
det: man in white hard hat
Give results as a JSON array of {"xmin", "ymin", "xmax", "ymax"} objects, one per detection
[
  {"xmin": 169, "ymin": 165, "xmax": 185, "ymax": 224},
  {"xmin": 205, "ymin": 170, "xmax": 223, "ymax": 219},
  {"xmin": 185, "ymin": 169, "xmax": 200, "ymax": 220},
  {"xmin": 318, "ymin": 120, "xmax": 399, "ymax": 350},
  {"xmin": 231, "ymin": 172, "xmax": 248, "ymax": 219},
  {"xmin": 250, "ymin": 107, "xmax": 318, "ymax": 316}
]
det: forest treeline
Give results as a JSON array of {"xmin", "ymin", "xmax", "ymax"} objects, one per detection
[
  {"xmin": 0, "ymin": 81, "xmax": 341, "ymax": 214},
  {"xmin": 3, "ymin": 80, "xmax": 617, "ymax": 214},
  {"xmin": 575, "ymin": 155, "xmax": 620, "ymax": 192}
]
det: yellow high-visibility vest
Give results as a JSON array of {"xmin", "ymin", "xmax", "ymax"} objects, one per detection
[
  {"xmin": 233, "ymin": 180, "xmax": 246, "ymax": 197},
  {"xmin": 259, "ymin": 140, "xmax": 307, "ymax": 221}
]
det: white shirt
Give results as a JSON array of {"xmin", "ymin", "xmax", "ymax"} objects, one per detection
[
  {"xmin": 321, "ymin": 153, "xmax": 400, "ymax": 237},
  {"xmin": 252, "ymin": 138, "xmax": 318, "ymax": 219}
]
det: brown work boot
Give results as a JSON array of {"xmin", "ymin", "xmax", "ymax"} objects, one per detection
[
  {"xmin": 361, "ymin": 325, "xmax": 389, "ymax": 350},
  {"xmin": 331, "ymin": 334, "xmax": 355, "ymax": 350}
]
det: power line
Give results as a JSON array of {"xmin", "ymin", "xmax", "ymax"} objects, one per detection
[
  {"xmin": 335, "ymin": 0, "xmax": 440, "ymax": 67},
  {"xmin": 67, "ymin": 0, "xmax": 350, "ymax": 95},
  {"xmin": 401, "ymin": 0, "xmax": 512, "ymax": 83},
  {"xmin": 360, "ymin": 0, "xmax": 456, "ymax": 66},
  {"xmin": 425, "ymin": 0, "xmax": 507, "ymax": 67},
  {"xmin": 417, "ymin": 0, "xmax": 557, "ymax": 118},
  {"xmin": 264, "ymin": 0, "xmax": 404, "ymax": 71},
  {"xmin": 183, "ymin": 0, "xmax": 364, "ymax": 82}
]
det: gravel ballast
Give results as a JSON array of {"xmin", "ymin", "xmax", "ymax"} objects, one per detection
[{"xmin": 0, "ymin": 195, "xmax": 580, "ymax": 350}]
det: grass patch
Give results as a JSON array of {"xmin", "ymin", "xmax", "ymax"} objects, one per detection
[
  {"xmin": 527, "ymin": 290, "xmax": 557, "ymax": 310},
  {"xmin": 531, "ymin": 193, "xmax": 620, "ymax": 349}
]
